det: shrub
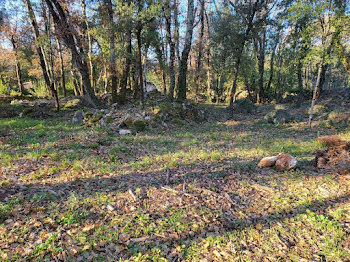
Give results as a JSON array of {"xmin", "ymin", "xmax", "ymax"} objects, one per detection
[
  {"xmin": 32, "ymin": 81, "xmax": 48, "ymax": 97},
  {"xmin": 0, "ymin": 80, "xmax": 8, "ymax": 95}
]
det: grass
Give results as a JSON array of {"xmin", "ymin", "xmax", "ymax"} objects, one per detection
[{"xmin": 0, "ymin": 104, "xmax": 349, "ymax": 261}]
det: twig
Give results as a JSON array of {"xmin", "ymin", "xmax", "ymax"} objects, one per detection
[{"xmin": 128, "ymin": 189, "xmax": 137, "ymax": 201}]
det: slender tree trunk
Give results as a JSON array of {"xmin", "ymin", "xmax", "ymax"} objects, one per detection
[
  {"xmin": 297, "ymin": 60, "xmax": 303, "ymax": 91},
  {"xmin": 104, "ymin": 0, "xmax": 118, "ymax": 103},
  {"xmin": 45, "ymin": 0, "xmax": 98, "ymax": 107},
  {"xmin": 104, "ymin": 64, "xmax": 108, "ymax": 94},
  {"xmin": 176, "ymin": 0, "xmax": 195, "ymax": 102},
  {"xmin": 173, "ymin": 0, "xmax": 180, "ymax": 65},
  {"xmin": 82, "ymin": 0, "xmax": 94, "ymax": 90},
  {"xmin": 136, "ymin": 21, "xmax": 144, "ymax": 106},
  {"xmin": 25, "ymin": 0, "xmax": 59, "ymax": 111},
  {"xmin": 266, "ymin": 33, "xmax": 278, "ymax": 95},
  {"xmin": 119, "ymin": 3, "xmax": 132, "ymax": 105},
  {"xmin": 229, "ymin": 1, "xmax": 259, "ymax": 108},
  {"xmin": 205, "ymin": 9, "xmax": 212, "ymax": 101},
  {"xmin": 10, "ymin": 36, "xmax": 24, "ymax": 95},
  {"xmin": 256, "ymin": 29, "xmax": 266, "ymax": 104},
  {"xmin": 41, "ymin": 1, "xmax": 56, "ymax": 94},
  {"xmin": 194, "ymin": 0, "xmax": 205, "ymax": 94},
  {"xmin": 308, "ymin": 59, "xmax": 324, "ymax": 127},
  {"xmin": 165, "ymin": 0, "xmax": 176, "ymax": 100},
  {"xmin": 56, "ymin": 39, "xmax": 66, "ymax": 97}
]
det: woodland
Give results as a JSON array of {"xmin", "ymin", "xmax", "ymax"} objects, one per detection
[{"xmin": 0, "ymin": 0, "xmax": 349, "ymax": 261}]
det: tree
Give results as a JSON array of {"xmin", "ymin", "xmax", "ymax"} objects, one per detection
[
  {"xmin": 104, "ymin": 0, "xmax": 118, "ymax": 103},
  {"xmin": 44, "ymin": 0, "xmax": 98, "ymax": 107},
  {"xmin": 176, "ymin": 0, "xmax": 195, "ymax": 101},
  {"xmin": 25, "ymin": 0, "xmax": 60, "ymax": 111}
]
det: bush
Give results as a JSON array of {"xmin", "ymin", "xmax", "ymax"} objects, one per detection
[
  {"xmin": 32, "ymin": 81, "xmax": 48, "ymax": 97},
  {"xmin": 0, "ymin": 80, "xmax": 8, "ymax": 95}
]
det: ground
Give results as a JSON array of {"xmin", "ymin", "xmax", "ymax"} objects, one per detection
[{"xmin": 0, "ymin": 101, "xmax": 349, "ymax": 261}]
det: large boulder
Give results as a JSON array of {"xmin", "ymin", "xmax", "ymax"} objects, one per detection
[
  {"xmin": 232, "ymin": 99, "xmax": 256, "ymax": 114},
  {"xmin": 72, "ymin": 111, "xmax": 84, "ymax": 124},
  {"xmin": 264, "ymin": 109, "xmax": 293, "ymax": 124},
  {"xmin": 152, "ymin": 100, "xmax": 206, "ymax": 124}
]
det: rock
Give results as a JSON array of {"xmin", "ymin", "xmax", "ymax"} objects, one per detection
[
  {"xmin": 73, "ymin": 111, "xmax": 84, "ymax": 123},
  {"xmin": 264, "ymin": 109, "xmax": 293, "ymax": 124},
  {"xmin": 119, "ymin": 129, "xmax": 131, "ymax": 135},
  {"xmin": 98, "ymin": 118, "xmax": 106, "ymax": 127},
  {"xmin": 275, "ymin": 153, "xmax": 297, "ymax": 171},
  {"xmin": 317, "ymin": 135, "xmax": 346, "ymax": 148},
  {"xmin": 144, "ymin": 116, "xmax": 152, "ymax": 121},
  {"xmin": 232, "ymin": 99, "xmax": 256, "ymax": 114},
  {"xmin": 258, "ymin": 156, "xmax": 278, "ymax": 168},
  {"xmin": 107, "ymin": 204, "xmax": 115, "ymax": 211}
]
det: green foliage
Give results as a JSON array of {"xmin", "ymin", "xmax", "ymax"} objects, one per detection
[
  {"xmin": 0, "ymin": 79, "xmax": 8, "ymax": 95},
  {"xmin": 32, "ymin": 81, "xmax": 48, "ymax": 98}
]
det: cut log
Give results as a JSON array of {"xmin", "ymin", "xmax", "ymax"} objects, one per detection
[
  {"xmin": 257, "ymin": 156, "xmax": 278, "ymax": 168},
  {"xmin": 317, "ymin": 135, "xmax": 346, "ymax": 148},
  {"xmin": 275, "ymin": 153, "xmax": 297, "ymax": 171}
]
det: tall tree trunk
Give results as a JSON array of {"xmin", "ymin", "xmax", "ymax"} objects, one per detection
[
  {"xmin": 119, "ymin": 0, "xmax": 132, "ymax": 105},
  {"xmin": 41, "ymin": 1, "xmax": 57, "ymax": 94},
  {"xmin": 164, "ymin": 0, "xmax": 176, "ymax": 100},
  {"xmin": 229, "ymin": 1, "xmax": 259, "ymax": 108},
  {"xmin": 104, "ymin": 0, "xmax": 118, "ymax": 103},
  {"xmin": 45, "ymin": 0, "xmax": 98, "ymax": 107},
  {"xmin": 205, "ymin": 9, "xmax": 212, "ymax": 101},
  {"xmin": 256, "ymin": 28, "xmax": 266, "ymax": 104},
  {"xmin": 266, "ymin": 33, "xmax": 279, "ymax": 95},
  {"xmin": 82, "ymin": 0, "xmax": 94, "ymax": 90},
  {"xmin": 176, "ymin": 0, "xmax": 195, "ymax": 102},
  {"xmin": 25, "ymin": 0, "xmax": 59, "ymax": 111},
  {"xmin": 194, "ymin": 0, "xmax": 205, "ymax": 94},
  {"xmin": 136, "ymin": 21, "xmax": 144, "ymax": 106},
  {"xmin": 173, "ymin": 0, "xmax": 180, "ymax": 65},
  {"xmin": 56, "ymin": 38, "xmax": 66, "ymax": 97},
  {"xmin": 10, "ymin": 36, "xmax": 24, "ymax": 95}
]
